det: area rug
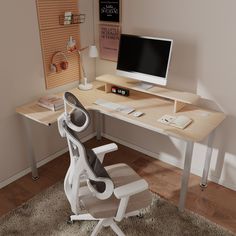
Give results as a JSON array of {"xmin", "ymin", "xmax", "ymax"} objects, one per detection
[{"xmin": 0, "ymin": 182, "xmax": 234, "ymax": 236}]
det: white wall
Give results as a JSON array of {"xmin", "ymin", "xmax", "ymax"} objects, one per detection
[
  {"xmin": 1, "ymin": 0, "xmax": 235, "ymax": 192},
  {"xmin": 0, "ymin": 0, "xmax": 94, "ymax": 185},
  {"xmin": 94, "ymin": 0, "xmax": 236, "ymax": 190}
]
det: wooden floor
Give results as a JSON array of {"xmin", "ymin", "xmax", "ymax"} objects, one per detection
[{"xmin": 0, "ymin": 137, "xmax": 235, "ymax": 233}]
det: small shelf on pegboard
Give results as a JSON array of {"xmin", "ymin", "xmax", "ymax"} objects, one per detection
[{"xmin": 59, "ymin": 14, "xmax": 86, "ymax": 25}]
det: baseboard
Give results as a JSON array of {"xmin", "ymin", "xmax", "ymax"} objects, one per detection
[
  {"xmin": 102, "ymin": 132, "xmax": 181, "ymax": 165},
  {"xmin": 2, "ymin": 131, "xmax": 235, "ymax": 191},
  {"xmin": 209, "ymin": 175, "xmax": 236, "ymax": 191},
  {"xmin": 102, "ymin": 133, "xmax": 236, "ymax": 191},
  {"xmin": 0, "ymin": 132, "xmax": 96, "ymax": 189}
]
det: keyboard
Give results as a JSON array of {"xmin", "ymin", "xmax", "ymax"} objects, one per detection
[{"xmin": 94, "ymin": 99, "xmax": 135, "ymax": 114}]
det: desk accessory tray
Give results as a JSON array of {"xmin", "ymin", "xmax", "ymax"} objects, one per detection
[{"xmin": 158, "ymin": 115, "xmax": 193, "ymax": 129}]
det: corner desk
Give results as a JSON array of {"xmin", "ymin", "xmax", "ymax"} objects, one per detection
[{"xmin": 16, "ymin": 74, "xmax": 225, "ymax": 211}]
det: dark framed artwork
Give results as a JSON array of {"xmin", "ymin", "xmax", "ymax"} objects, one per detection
[
  {"xmin": 99, "ymin": 24, "xmax": 121, "ymax": 61},
  {"xmin": 99, "ymin": 0, "xmax": 120, "ymax": 22}
]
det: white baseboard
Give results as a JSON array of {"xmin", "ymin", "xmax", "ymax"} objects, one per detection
[
  {"xmin": 1, "ymin": 131, "xmax": 235, "ymax": 192},
  {"xmin": 102, "ymin": 133, "xmax": 236, "ymax": 191},
  {"xmin": 103, "ymin": 133, "xmax": 183, "ymax": 168},
  {"xmin": 209, "ymin": 175, "xmax": 236, "ymax": 192},
  {"xmin": 0, "ymin": 133, "xmax": 96, "ymax": 189}
]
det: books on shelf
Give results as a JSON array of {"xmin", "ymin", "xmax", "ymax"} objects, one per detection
[
  {"xmin": 37, "ymin": 95, "xmax": 64, "ymax": 111},
  {"xmin": 158, "ymin": 115, "xmax": 193, "ymax": 129}
]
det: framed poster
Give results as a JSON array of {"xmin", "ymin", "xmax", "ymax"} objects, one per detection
[
  {"xmin": 99, "ymin": 0, "xmax": 120, "ymax": 22},
  {"xmin": 99, "ymin": 24, "xmax": 121, "ymax": 61}
]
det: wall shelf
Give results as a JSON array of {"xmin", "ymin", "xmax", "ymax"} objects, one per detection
[{"xmin": 59, "ymin": 14, "xmax": 85, "ymax": 25}]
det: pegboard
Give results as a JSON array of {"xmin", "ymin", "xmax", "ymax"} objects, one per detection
[{"xmin": 36, "ymin": 0, "xmax": 81, "ymax": 89}]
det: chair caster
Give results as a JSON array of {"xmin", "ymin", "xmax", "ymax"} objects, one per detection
[
  {"xmin": 67, "ymin": 218, "xmax": 74, "ymax": 225},
  {"xmin": 137, "ymin": 213, "xmax": 144, "ymax": 219}
]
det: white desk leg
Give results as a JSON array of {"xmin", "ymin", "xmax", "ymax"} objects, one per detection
[
  {"xmin": 200, "ymin": 130, "xmax": 215, "ymax": 188},
  {"xmin": 23, "ymin": 117, "xmax": 39, "ymax": 180},
  {"xmin": 95, "ymin": 111, "xmax": 102, "ymax": 140},
  {"xmin": 179, "ymin": 141, "xmax": 194, "ymax": 211}
]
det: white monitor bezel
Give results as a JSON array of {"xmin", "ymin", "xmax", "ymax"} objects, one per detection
[{"xmin": 116, "ymin": 35, "xmax": 173, "ymax": 86}]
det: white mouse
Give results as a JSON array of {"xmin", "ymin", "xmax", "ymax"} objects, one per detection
[{"xmin": 133, "ymin": 111, "xmax": 144, "ymax": 117}]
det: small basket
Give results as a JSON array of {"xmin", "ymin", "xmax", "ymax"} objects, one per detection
[{"xmin": 59, "ymin": 14, "xmax": 86, "ymax": 25}]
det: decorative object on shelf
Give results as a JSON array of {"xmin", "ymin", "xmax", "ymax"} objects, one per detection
[
  {"xmin": 78, "ymin": 45, "xmax": 98, "ymax": 90},
  {"xmin": 99, "ymin": 24, "xmax": 121, "ymax": 61},
  {"xmin": 59, "ymin": 13, "xmax": 86, "ymax": 25},
  {"xmin": 37, "ymin": 94, "xmax": 64, "ymax": 111},
  {"xmin": 67, "ymin": 36, "xmax": 77, "ymax": 52},
  {"xmin": 64, "ymin": 12, "xmax": 72, "ymax": 24},
  {"xmin": 111, "ymin": 86, "xmax": 129, "ymax": 96},
  {"xmin": 50, "ymin": 51, "xmax": 69, "ymax": 73},
  {"xmin": 99, "ymin": 0, "xmax": 120, "ymax": 22}
]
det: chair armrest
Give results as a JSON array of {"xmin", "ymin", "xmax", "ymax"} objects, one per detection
[
  {"xmin": 114, "ymin": 179, "xmax": 148, "ymax": 199},
  {"xmin": 87, "ymin": 177, "xmax": 114, "ymax": 200},
  {"xmin": 92, "ymin": 143, "xmax": 118, "ymax": 163}
]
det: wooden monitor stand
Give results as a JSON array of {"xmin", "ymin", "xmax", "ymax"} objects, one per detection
[{"xmin": 96, "ymin": 74, "xmax": 200, "ymax": 113}]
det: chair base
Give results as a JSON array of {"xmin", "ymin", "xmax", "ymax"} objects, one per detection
[
  {"xmin": 92, "ymin": 218, "xmax": 125, "ymax": 236},
  {"xmin": 68, "ymin": 211, "xmax": 140, "ymax": 236}
]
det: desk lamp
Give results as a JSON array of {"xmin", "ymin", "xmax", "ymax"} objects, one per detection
[{"xmin": 78, "ymin": 45, "xmax": 98, "ymax": 90}]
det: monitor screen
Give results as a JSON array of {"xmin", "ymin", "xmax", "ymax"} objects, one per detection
[{"xmin": 116, "ymin": 34, "xmax": 173, "ymax": 86}]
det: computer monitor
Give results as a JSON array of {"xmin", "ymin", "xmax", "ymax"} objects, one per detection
[{"xmin": 116, "ymin": 34, "xmax": 173, "ymax": 88}]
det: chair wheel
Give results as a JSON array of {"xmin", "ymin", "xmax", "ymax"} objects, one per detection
[
  {"xmin": 137, "ymin": 213, "xmax": 144, "ymax": 219},
  {"xmin": 67, "ymin": 218, "xmax": 74, "ymax": 225}
]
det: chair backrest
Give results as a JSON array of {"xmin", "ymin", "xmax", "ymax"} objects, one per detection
[{"xmin": 57, "ymin": 92, "xmax": 113, "ymax": 214}]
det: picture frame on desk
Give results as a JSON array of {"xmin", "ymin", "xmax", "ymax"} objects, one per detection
[
  {"xmin": 99, "ymin": 24, "xmax": 121, "ymax": 62},
  {"xmin": 99, "ymin": 0, "xmax": 120, "ymax": 22}
]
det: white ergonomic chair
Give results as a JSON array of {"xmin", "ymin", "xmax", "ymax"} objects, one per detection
[{"xmin": 57, "ymin": 92, "xmax": 152, "ymax": 236}]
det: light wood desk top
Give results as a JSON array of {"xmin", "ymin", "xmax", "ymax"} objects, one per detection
[{"xmin": 16, "ymin": 81, "xmax": 225, "ymax": 142}]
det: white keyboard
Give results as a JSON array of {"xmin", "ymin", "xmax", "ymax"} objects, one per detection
[{"xmin": 94, "ymin": 99, "xmax": 135, "ymax": 114}]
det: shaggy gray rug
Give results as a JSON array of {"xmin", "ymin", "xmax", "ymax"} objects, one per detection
[{"xmin": 0, "ymin": 182, "xmax": 234, "ymax": 236}]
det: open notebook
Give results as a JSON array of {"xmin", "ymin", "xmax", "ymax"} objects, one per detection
[{"xmin": 158, "ymin": 115, "xmax": 193, "ymax": 129}]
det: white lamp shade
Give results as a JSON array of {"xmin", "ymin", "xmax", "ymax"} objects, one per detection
[{"xmin": 89, "ymin": 45, "xmax": 98, "ymax": 58}]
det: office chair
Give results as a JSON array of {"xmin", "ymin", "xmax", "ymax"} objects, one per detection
[{"xmin": 57, "ymin": 92, "xmax": 152, "ymax": 236}]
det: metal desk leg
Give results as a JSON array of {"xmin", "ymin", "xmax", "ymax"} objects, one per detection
[
  {"xmin": 23, "ymin": 118, "xmax": 39, "ymax": 180},
  {"xmin": 200, "ymin": 130, "xmax": 215, "ymax": 188},
  {"xmin": 179, "ymin": 141, "xmax": 194, "ymax": 211},
  {"xmin": 95, "ymin": 111, "xmax": 102, "ymax": 140}
]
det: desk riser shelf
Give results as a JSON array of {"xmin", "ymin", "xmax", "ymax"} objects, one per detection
[{"xmin": 97, "ymin": 74, "xmax": 200, "ymax": 113}]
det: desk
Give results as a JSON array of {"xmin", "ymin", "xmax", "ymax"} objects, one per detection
[{"xmin": 16, "ymin": 78, "xmax": 225, "ymax": 211}]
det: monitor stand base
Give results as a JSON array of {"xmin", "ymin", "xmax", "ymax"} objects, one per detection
[{"xmin": 135, "ymin": 82, "xmax": 154, "ymax": 90}]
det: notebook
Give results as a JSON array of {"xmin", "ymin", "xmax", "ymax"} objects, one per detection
[{"xmin": 158, "ymin": 115, "xmax": 193, "ymax": 129}]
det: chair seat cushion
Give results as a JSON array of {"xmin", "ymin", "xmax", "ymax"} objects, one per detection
[{"xmin": 79, "ymin": 163, "xmax": 152, "ymax": 219}]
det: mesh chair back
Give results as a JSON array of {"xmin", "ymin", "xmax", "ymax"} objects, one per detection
[{"xmin": 62, "ymin": 92, "xmax": 111, "ymax": 198}]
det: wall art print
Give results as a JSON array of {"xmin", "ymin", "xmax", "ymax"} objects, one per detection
[
  {"xmin": 99, "ymin": 0, "xmax": 120, "ymax": 22},
  {"xmin": 99, "ymin": 24, "xmax": 121, "ymax": 61}
]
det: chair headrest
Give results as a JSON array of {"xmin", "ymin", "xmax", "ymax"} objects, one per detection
[
  {"xmin": 58, "ymin": 92, "xmax": 90, "ymax": 134},
  {"xmin": 64, "ymin": 92, "xmax": 83, "ymax": 108}
]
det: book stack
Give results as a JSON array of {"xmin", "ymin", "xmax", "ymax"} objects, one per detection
[{"xmin": 37, "ymin": 95, "xmax": 64, "ymax": 111}]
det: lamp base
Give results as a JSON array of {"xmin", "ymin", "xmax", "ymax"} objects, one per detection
[{"xmin": 78, "ymin": 83, "xmax": 93, "ymax": 90}]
